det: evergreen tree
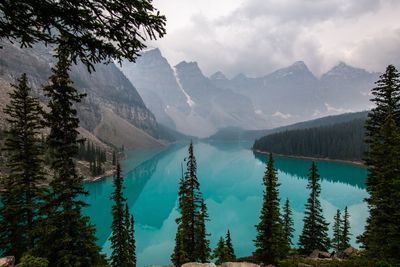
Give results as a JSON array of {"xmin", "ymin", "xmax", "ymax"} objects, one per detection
[
  {"xmin": 128, "ymin": 215, "xmax": 136, "ymax": 267},
  {"xmin": 195, "ymin": 200, "xmax": 211, "ymax": 263},
  {"xmin": 112, "ymin": 150, "xmax": 117, "ymax": 166},
  {"xmin": 225, "ymin": 230, "xmax": 236, "ymax": 261},
  {"xmin": 0, "ymin": 74, "xmax": 45, "ymax": 260},
  {"xmin": 340, "ymin": 206, "xmax": 351, "ymax": 251},
  {"xmin": 110, "ymin": 163, "xmax": 129, "ymax": 267},
  {"xmin": 298, "ymin": 162, "xmax": 330, "ymax": 255},
  {"xmin": 171, "ymin": 225, "xmax": 189, "ymax": 267},
  {"xmin": 253, "ymin": 153, "xmax": 286, "ymax": 264},
  {"xmin": 360, "ymin": 65, "xmax": 400, "ymax": 264},
  {"xmin": 34, "ymin": 46, "xmax": 105, "ymax": 266},
  {"xmin": 282, "ymin": 198, "xmax": 294, "ymax": 252},
  {"xmin": 171, "ymin": 142, "xmax": 210, "ymax": 266},
  {"xmin": 124, "ymin": 203, "xmax": 136, "ymax": 267},
  {"xmin": 213, "ymin": 237, "xmax": 228, "ymax": 265},
  {"xmin": 332, "ymin": 209, "xmax": 342, "ymax": 252}
]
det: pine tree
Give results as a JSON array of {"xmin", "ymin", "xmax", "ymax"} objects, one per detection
[
  {"xmin": 171, "ymin": 142, "xmax": 210, "ymax": 266},
  {"xmin": 253, "ymin": 153, "xmax": 286, "ymax": 264},
  {"xmin": 225, "ymin": 230, "xmax": 236, "ymax": 261},
  {"xmin": 34, "ymin": 46, "xmax": 105, "ymax": 266},
  {"xmin": 360, "ymin": 65, "xmax": 400, "ymax": 264},
  {"xmin": 332, "ymin": 209, "xmax": 342, "ymax": 252},
  {"xmin": 124, "ymin": 203, "xmax": 136, "ymax": 267},
  {"xmin": 171, "ymin": 225, "xmax": 189, "ymax": 267},
  {"xmin": 213, "ymin": 237, "xmax": 228, "ymax": 265},
  {"xmin": 282, "ymin": 198, "xmax": 294, "ymax": 254},
  {"xmin": 196, "ymin": 200, "xmax": 211, "ymax": 263},
  {"xmin": 128, "ymin": 215, "xmax": 136, "ymax": 267},
  {"xmin": 0, "ymin": 74, "xmax": 45, "ymax": 260},
  {"xmin": 112, "ymin": 150, "xmax": 117, "ymax": 165},
  {"xmin": 110, "ymin": 163, "xmax": 129, "ymax": 267},
  {"xmin": 298, "ymin": 162, "xmax": 330, "ymax": 255},
  {"xmin": 340, "ymin": 206, "xmax": 351, "ymax": 251}
]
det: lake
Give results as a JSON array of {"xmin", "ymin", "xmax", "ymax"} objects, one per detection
[{"xmin": 82, "ymin": 141, "xmax": 368, "ymax": 267}]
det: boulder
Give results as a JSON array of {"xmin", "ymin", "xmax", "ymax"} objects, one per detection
[
  {"xmin": 221, "ymin": 263, "xmax": 260, "ymax": 267},
  {"xmin": 343, "ymin": 246, "xmax": 358, "ymax": 256},
  {"xmin": 308, "ymin": 250, "xmax": 331, "ymax": 259},
  {"xmin": 182, "ymin": 263, "xmax": 216, "ymax": 267},
  {"xmin": 0, "ymin": 256, "xmax": 14, "ymax": 267}
]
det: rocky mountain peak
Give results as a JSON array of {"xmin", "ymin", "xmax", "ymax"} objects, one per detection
[
  {"xmin": 210, "ymin": 71, "xmax": 228, "ymax": 81},
  {"xmin": 322, "ymin": 62, "xmax": 370, "ymax": 80}
]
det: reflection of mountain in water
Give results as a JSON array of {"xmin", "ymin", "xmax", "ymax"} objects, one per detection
[
  {"xmin": 253, "ymin": 152, "xmax": 367, "ymax": 189},
  {"xmin": 82, "ymin": 144, "xmax": 184, "ymax": 246}
]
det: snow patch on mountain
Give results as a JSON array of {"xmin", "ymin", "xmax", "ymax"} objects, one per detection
[{"xmin": 173, "ymin": 68, "xmax": 195, "ymax": 107}]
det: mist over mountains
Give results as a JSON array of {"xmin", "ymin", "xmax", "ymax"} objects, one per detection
[{"xmin": 121, "ymin": 48, "xmax": 378, "ymax": 137}]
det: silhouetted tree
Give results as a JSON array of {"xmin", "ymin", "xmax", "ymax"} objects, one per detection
[
  {"xmin": 35, "ymin": 47, "xmax": 105, "ymax": 266},
  {"xmin": 225, "ymin": 230, "xmax": 236, "ymax": 261},
  {"xmin": 171, "ymin": 142, "xmax": 210, "ymax": 266},
  {"xmin": 360, "ymin": 65, "xmax": 400, "ymax": 265},
  {"xmin": 282, "ymin": 198, "xmax": 294, "ymax": 253},
  {"xmin": 299, "ymin": 162, "xmax": 330, "ymax": 255},
  {"xmin": 0, "ymin": 74, "xmax": 45, "ymax": 260},
  {"xmin": 332, "ymin": 209, "xmax": 342, "ymax": 252},
  {"xmin": 254, "ymin": 153, "xmax": 286, "ymax": 264},
  {"xmin": 0, "ymin": 0, "xmax": 166, "ymax": 70},
  {"xmin": 213, "ymin": 237, "xmax": 228, "ymax": 265},
  {"xmin": 340, "ymin": 206, "xmax": 351, "ymax": 251}
]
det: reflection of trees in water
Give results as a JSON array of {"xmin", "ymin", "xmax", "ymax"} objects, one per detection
[
  {"xmin": 83, "ymin": 144, "xmax": 183, "ymax": 246},
  {"xmin": 253, "ymin": 152, "xmax": 367, "ymax": 189}
]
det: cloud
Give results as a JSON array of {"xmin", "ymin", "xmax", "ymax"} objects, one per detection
[{"xmin": 151, "ymin": 0, "xmax": 400, "ymax": 77}]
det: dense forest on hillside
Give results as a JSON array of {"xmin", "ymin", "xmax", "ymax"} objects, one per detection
[
  {"xmin": 253, "ymin": 118, "xmax": 366, "ymax": 161},
  {"xmin": 207, "ymin": 111, "xmax": 368, "ymax": 142}
]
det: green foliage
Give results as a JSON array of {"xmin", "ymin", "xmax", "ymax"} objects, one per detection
[
  {"xmin": 0, "ymin": 0, "xmax": 166, "ymax": 70},
  {"xmin": 282, "ymin": 198, "xmax": 294, "ymax": 251},
  {"xmin": 110, "ymin": 164, "xmax": 136, "ymax": 267},
  {"xmin": 34, "ymin": 47, "xmax": 105, "ymax": 266},
  {"xmin": 18, "ymin": 254, "xmax": 48, "ymax": 267},
  {"xmin": 213, "ymin": 237, "xmax": 229, "ymax": 265},
  {"xmin": 171, "ymin": 142, "xmax": 210, "ymax": 266},
  {"xmin": 225, "ymin": 230, "xmax": 236, "ymax": 261},
  {"xmin": 0, "ymin": 73, "xmax": 45, "ymax": 260},
  {"xmin": 298, "ymin": 162, "xmax": 330, "ymax": 255},
  {"xmin": 77, "ymin": 141, "xmax": 107, "ymax": 176},
  {"xmin": 332, "ymin": 209, "xmax": 342, "ymax": 252},
  {"xmin": 360, "ymin": 64, "xmax": 400, "ymax": 265},
  {"xmin": 340, "ymin": 206, "xmax": 351, "ymax": 251},
  {"xmin": 253, "ymin": 118, "xmax": 366, "ymax": 160},
  {"xmin": 253, "ymin": 153, "xmax": 287, "ymax": 264}
]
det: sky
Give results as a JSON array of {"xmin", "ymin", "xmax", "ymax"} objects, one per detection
[{"xmin": 149, "ymin": 0, "xmax": 400, "ymax": 78}]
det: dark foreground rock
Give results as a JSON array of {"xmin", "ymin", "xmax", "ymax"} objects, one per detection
[
  {"xmin": 0, "ymin": 256, "xmax": 14, "ymax": 267},
  {"xmin": 221, "ymin": 263, "xmax": 261, "ymax": 267}
]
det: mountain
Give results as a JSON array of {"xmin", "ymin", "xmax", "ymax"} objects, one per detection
[
  {"xmin": 120, "ymin": 49, "xmax": 266, "ymax": 137},
  {"xmin": 206, "ymin": 111, "xmax": 369, "ymax": 142},
  {"xmin": 320, "ymin": 62, "xmax": 378, "ymax": 111},
  {"xmin": 0, "ymin": 41, "xmax": 166, "ymax": 149},
  {"xmin": 122, "ymin": 48, "xmax": 378, "ymax": 138}
]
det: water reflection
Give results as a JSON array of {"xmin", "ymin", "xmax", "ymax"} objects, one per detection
[{"xmin": 82, "ymin": 142, "xmax": 368, "ymax": 267}]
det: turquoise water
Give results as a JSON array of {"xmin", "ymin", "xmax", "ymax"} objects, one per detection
[{"xmin": 82, "ymin": 142, "xmax": 368, "ymax": 267}]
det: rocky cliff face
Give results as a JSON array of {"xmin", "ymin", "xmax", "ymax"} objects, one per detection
[
  {"xmin": 0, "ymin": 41, "xmax": 162, "ymax": 149},
  {"xmin": 121, "ymin": 48, "xmax": 378, "ymax": 137},
  {"xmin": 121, "ymin": 49, "xmax": 266, "ymax": 137}
]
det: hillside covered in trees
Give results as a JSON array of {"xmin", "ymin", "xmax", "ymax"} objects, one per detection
[{"xmin": 253, "ymin": 118, "xmax": 367, "ymax": 161}]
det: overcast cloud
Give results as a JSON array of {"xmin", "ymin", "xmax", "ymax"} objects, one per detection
[{"xmin": 150, "ymin": 0, "xmax": 400, "ymax": 77}]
